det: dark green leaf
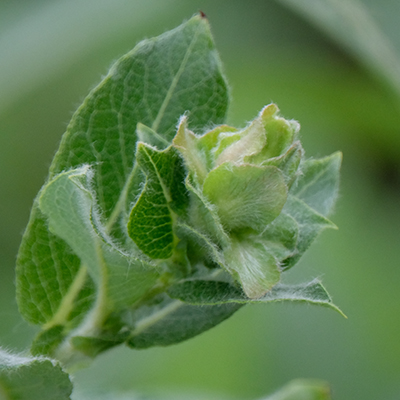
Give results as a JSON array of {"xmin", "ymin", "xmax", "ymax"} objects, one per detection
[
  {"xmin": 124, "ymin": 295, "xmax": 241, "ymax": 349},
  {"xmin": 128, "ymin": 143, "xmax": 188, "ymax": 259}
]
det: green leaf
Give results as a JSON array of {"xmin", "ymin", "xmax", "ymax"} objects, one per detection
[
  {"xmin": 224, "ymin": 238, "xmax": 281, "ymax": 299},
  {"xmin": 291, "ymin": 152, "xmax": 342, "ymax": 216},
  {"xmin": 16, "ymin": 14, "xmax": 229, "ymax": 329},
  {"xmin": 260, "ymin": 213, "xmax": 299, "ymax": 260},
  {"xmin": 213, "ymin": 116, "xmax": 266, "ymax": 166},
  {"xmin": 31, "ymin": 325, "xmax": 65, "ymax": 357},
  {"xmin": 202, "ymin": 163, "xmax": 288, "ymax": 232},
  {"xmin": 260, "ymin": 379, "xmax": 331, "ymax": 400},
  {"xmin": 280, "ymin": 0, "xmax": 400, "ymax": 97},
  {"xmin": 39, "ymin": 167, "xmax": 159, "ymax": 312},
  {"xmin": 173, "ymin": 117, "xmax": 210, "ymax": 184},
  {"xmin": 127, "ymin": 143, "xmax": 188, "ymax": 259},
  {"xmin": 136, "ymin": 123, "xmax": 170, "ymax": 150},
  {"xmin": 0, "ymin": 349, "xmax": 72, "ymax": 400},
  {"xmin": 34, "ymin": 166, "xmax": 160, "ymax": 358},
  {"xmin": 167, "ymin": 279, "xmax": 345, "ymax": 316},
  {"xmin": 281, "ymin": 195, "xmax": 337, "ymax": 270},
  {"xmin": 184, "ymin": 177, "xmax": 230, "ymax": 248},
  {"xmin": 263, "ymin": 141, "xmax": 303, "ymax": 187},
  {"xmin": 124, "ymin": 295, "xmax": 242, "ymax": 349}
]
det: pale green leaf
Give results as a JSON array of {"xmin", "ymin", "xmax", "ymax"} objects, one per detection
[
  {"xmin": 39, "ymin": 167, "xmax": 159, "ymax": 311},
  {"xmin": 224, "ymin": 238, "xmax": 281, "ymax": 299},
  {"xmin": 260, "ymin": 379, "xmax": 331, "ymax": 400},
  {"xmin": 202, "ymin": 163, "xmax": 288, "ymax": 232},
  {"xmin": 246, "ymin": 103, "xmax": 299, "ymax": 163},
  {"xmin": 214, "ymin": 117, "xmax": 266, "ymax": 166},
  {"xmin": 291, "ymin": 152, "xmax": 342, "ymax": 216},
  {"xmin": 173, "ymin": 117, "xmax": 209, "ymax": 184},
  {"xmin": 185, "ymin": 177, "xmax": 230, "ymax": 247},
  {"xmin": 0, "ymin": 349, "xmax": 72, "ymax": 400},
  {"xmin": 263, "ymin": 141, "xmax": 303, "ymax": 187},
  {"xmin": 136, "ymin": 123, "xmax": 170, "ymax": 150}
]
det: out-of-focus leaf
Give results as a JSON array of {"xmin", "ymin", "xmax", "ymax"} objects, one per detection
[
  {"xmin": 279, "ymin": 0, "xmax": 400, "ymax": 96},
  {"xmin": 260, "ymin": 378, "xmax": 331, "ymax": 400},
  {"xmin": 291, "ymin": 152, "xmax": 342, "ymax": 216},
  {"xmin": 281, "ymin": 196, "xmax": 337, "ymax": 270},
  {"xmin": 0, "ymin": 349, "xmax": 72, "ymax": 400}
]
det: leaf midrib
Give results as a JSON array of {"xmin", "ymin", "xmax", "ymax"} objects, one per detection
[
  {"xmin": 151, "ymin": 22, "xmax": 202, "ymax": 132},
  {"xmin": 105, "ymin": 24, "xmax": 202, "ymax": 232}
]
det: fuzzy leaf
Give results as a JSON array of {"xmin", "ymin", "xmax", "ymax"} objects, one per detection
[
  {"xmin": 127, "ymin": 144, "xmax": 188, "ymax": 259},
  {"xmin": 263, "ymin": 141, "xmax": 303, "ymax": 187},
  {"xmin": 167, "ymin": 279, "xmax": 345, "ymax": 316},
  {"xmin": 291, "ymin": 152, "xmax": 342, "ymax": 216},
  {"xmin": 260, "ymin": 213, "xmax": 299, "ymax": 260},
  {"xmin": 16, "ymin": 14, "xmax": 229, "ymax": 328},
  {"xmin": 185, "ymin": 177, "xmax": 230, "ymax": 247},
  {"xmin": 203, "ymin": 163, "xmax": 288, "ymax": 232},
  {"xmin": 224, "ymin": 238, "xmax": 281, "ymax": 299},
  {"xmin": 124, "ymin": 295, "xmax": 242, "ymax": 349},
  {"xmin": 281, "ymin": 196, "xmax": 337, "ymax": 270},
  {"xmin": 0, "ymin": 349, "xmax": 72, "ymax": 400},
  {"xmin": 33, "ymin": 166, "xmax": 160, "ymax": 355}
]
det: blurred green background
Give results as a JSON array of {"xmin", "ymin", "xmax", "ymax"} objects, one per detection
[{"xmin": 1, "ymin": 1, "xmax": 400, "ymax": 399}]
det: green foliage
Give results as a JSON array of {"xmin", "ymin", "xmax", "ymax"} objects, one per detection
[
  {"xmin": 10, "ymin": 13, "xmax": 343, "ymax": 398},
  {"xmin": 261, "ymin": 379, "xmax": 331, "ymax": 400},
  {"xmin": 0, "ymin": 349, "xmax": 72, "ymax": 400}
]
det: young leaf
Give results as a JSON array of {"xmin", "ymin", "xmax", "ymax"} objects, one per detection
[
  {"xmin": 39, "ymin": 166, "xmax": 159, "ymax": 313},
  {"xmin": 202, "ymin": 163, "xmax": 288, "ymax": 232},
  {"xmin": 167, "ymin": 279, "xmax": 345, "ymax": 316},
  {"xmin": 223, "ymin": 238, "xmax": 281, "ymax": 299},
  {"xmin": 127, "ymin": 143, "xmax": 188, "ymax": 259},
  {"xmin": 291, "ymin": 152, "xmax": 342, "ymax": 216},
  {"xmin": 16, "ymin": 14, "xmax": 229, "ymax": 330},
  {"xmin": 0, "ymin": 349, "xmax": 72, "ymax": 400},
  {"xmin": 281, "ymin": 196, "xmax": 337, "ymax": 270},
  {"xmin": 184, "ymin": 177, "xmax": 230, "ymax": 247},
  {"xmin": 262, "ymin": 142, "xmax": 303, "ymax": 187}
]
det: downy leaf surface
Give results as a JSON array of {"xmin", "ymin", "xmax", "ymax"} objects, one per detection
[
  {"xmin": 167, "ymin": 279, "xmax": 345, "ymax": 316},
  {"xmin": 0, "ymin": 349, "xmax": 72, "ymax": 400},
  {"xmin": 127, "ymin": 143, "xmax": 188, "ymax": 259}
]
